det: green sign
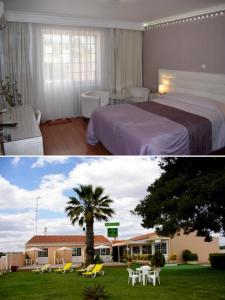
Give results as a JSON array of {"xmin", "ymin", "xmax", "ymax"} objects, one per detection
[
  {"xmin": 107, "ymin": 228, "xmax": 118, "ymax": 238},
  {"xmin": 105, "ymin": 222, "xmax": 120, "ymax": 227}
]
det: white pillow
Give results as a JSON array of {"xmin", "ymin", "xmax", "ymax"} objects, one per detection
[{"xmin": 165, "ymin": 92, "xmax": 221, "ymax": 110}]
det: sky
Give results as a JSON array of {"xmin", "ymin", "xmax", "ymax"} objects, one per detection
[
  {"xmin": 0, "ymin": 156, "xmax": 162, "ymax": 252},
  {"xmin": 0, "ymin": 156, "xmax": 224, "ymax": 253}
]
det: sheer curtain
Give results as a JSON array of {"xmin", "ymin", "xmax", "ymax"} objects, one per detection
[
  {"xmin": 111, "ymin": 29, "xmax": 142, "ymax": 93},
  {"xmin": 32, "ymin": 25, "xmax": 110, "ymax": 121},
  {"xmin": 0, "ymin": 22, "xmax": 33, "ymax": 105}
]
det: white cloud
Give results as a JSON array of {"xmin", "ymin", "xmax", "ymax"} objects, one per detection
[
  {"xmin": 11, "ymin": 157, "xmax": 20, "ymax": 166},
  {"xmin": 31, "ymin": 157, "xmax": 70, "ymax": 168},
  {"xmin": 0, "ymin": 157, "xmax": 162, "ymax": 252}
]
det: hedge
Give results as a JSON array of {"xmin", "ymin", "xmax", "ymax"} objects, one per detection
[{"xmin": 209, "ymin": 253, "xmax": 225, "ymax": 270}]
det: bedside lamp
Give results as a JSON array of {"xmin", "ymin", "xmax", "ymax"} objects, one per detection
[{"xmin": 159, "ymin": 84, "xmax": 167, "ymax": 95}]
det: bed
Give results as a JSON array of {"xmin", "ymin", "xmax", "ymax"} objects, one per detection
[{"xmin": 86, "ymin": 70, "xmax": 225, "ymax": 155}]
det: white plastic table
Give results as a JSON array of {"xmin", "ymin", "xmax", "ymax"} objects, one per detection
[{"xmin": 136, "ymin": 265, "xmax": 151, "ymax": 285}]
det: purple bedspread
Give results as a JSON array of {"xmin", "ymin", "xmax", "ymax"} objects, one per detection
[{"xmin": 86, "ymin": 101, "xmax": 212, "ymax": 155}]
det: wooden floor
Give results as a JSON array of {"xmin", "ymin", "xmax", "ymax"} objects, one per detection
[
  {"xmin": 40, "ymin": 117, "xmax": 225, "ymax": 156},
  {"xmin": 40, "ymin": 117, "xmax": 111, "ymax": 155}
]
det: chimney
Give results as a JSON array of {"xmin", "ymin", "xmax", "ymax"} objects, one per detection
[{"xmin": 44, "ymin": 227, "xmax": 48, "ymax": 235}]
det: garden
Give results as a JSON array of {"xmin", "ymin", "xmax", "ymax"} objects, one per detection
[{"xmin": 0, "ymin": 265, "xmax": 225, "ymax": 300}]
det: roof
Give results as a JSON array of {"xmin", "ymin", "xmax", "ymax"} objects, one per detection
[
  {"xmin": 112, "ymin": 240, "xmax": 126, "ymax": 244},
  {"xmin": 130, "ymin": 232, "xmax": 158, "ymax": 241},
  {"xmin": 26, "ymin": 235, "xmax": 112, "ymax": 245}
]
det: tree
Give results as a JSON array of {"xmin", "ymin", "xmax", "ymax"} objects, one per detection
[
  {"xmin": 133, "ymin": 157, "xmax": 225, "ymax": 242},
  {"xmin": 65, "ymin": 184, "xmax": 114, "ymax": 264}
]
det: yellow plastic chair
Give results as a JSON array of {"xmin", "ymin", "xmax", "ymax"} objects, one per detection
[
  {"xmin": 77, "ymin": 264, "xmax": 95, "ymax": 275},
  {"xmin": 83, "ymin": 264, "xmax": 104, "ymax": 277},
  {"xmin": 54, "ymin": 262, "xmax": 73, "ymax": 273},
  {"xmin": 32, "ymin": 264, "xmax": 51, "ymax": 274}
]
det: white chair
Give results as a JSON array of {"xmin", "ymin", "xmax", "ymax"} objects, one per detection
[
  {"xmin": 128, "ymin": 87, "xmax": 150, "ymax": 103},
  {"xmin": 127, "ymin": 268, "xmax": 139, "ymax": 286},
  {"xmin": 81, "ymin": 91, "xmax": 110, "ymax": 118},
  {"xmin": 36, "ymin": 109, "xmax": 42, "ymax": 126},
  {"xmin": 147, "ymin": 267, "xmax": 161, "ymax": 286}
]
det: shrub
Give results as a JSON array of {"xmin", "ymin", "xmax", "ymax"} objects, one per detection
[
  {"xmin": 182, "ymin": 249, "xmax": 198, "ymax": 262},
  {"xmin": 209, "ymin": 253, "xmax": 225, "ymax": 270},
  {"xmin": 94, "ymin": 255, "xmax": 103, "ymax": 264},
  {"xmin": 148, "ymin": 254, "xmax": 153, "ymax": 261},
  {"xmin": 169, "ymin": 254, "xmax": 177, "ymax": 261},
  {"xmin": 83, "ymin": 284, "xmax": 108, "ymax": 300},
  {"xmin": 130, "ymin": 262, "xmax": 141, "ymax": 270},
  {"xmin": 151, "ymin": 250, "xmax": 165, "ymax": 267},
  {"xmin": 11, "ymin": 265, "xmax": 18, "ymax": 272}
]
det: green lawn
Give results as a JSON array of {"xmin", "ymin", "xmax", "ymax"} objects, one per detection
[{"xmin": 0, "ymin": 265, "xmax": 225, "ymax": 300}]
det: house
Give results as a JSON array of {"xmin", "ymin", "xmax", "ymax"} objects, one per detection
[
  {"xmin": 1, "ymin": 0, "xmax": 225, "ymax": 155},
  {"xmin": 112, "ymin": 231, "xmax": 220, "ymax": 264},
  {"xmin": 25, "ymin": 235, "xmax": 112, "ymax": 264}
]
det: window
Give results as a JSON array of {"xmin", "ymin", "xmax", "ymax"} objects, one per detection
[
  {"xmin": 43, "ymin": 31, "xmax": 96, "ymax": 83},
  {"xmin": 72, "ymin": 248, "xmax": 81, "ymax": 257},
  {"xmin": 94, "ymin": 248, "xmax": 110, "ymax": 255},
  {"xmin": 100, "ymin": 248, "xmax": 110, "ymax": 256},
  {"xmin": 132, "ymin": 246, "xmax": 140, "ymax": 254},
  {"xmin": 161, "ymin": 243, "xmax": 167, "ymax": 255},
  {"xmin": 154, "ymin": 242, "xmax": 167, "ymax": 255},
  {"xmin": 142, "ymin": 245, "xmax": 152, "ymax": 254},
  {"xmin": 38, "ymin": 248, "xmax": 48, "ymax": 257}
]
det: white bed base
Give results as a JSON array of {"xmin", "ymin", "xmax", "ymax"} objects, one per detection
[{"xmin": 159, "ymin": 69, "xmax": 225, "ymax": 103}]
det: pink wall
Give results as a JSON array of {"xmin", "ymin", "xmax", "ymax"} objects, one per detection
[{"xmin": 143, "ymin": 14, "xmax": 225, "ymax": 92}]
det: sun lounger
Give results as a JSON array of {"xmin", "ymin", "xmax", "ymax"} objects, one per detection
[
  {"xmin": 0, "ymin": 268, "xmax": 6, "ymax": 276},
  {"xmin": 32, "ymin": 264, "xmax": 51, "ymax": 274},
  {"xmin": 77, "ymin": 264, "xmax": 95, "ymax": 275},
  {"xmin": 54, "ymin": 262, "xmax": 73, "ymax": 273},
  {"xmin": 82, "ymin": 264, "xmax": 104, "ymax": 277}
]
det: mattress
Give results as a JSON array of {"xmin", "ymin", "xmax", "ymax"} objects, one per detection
[{"xmin": 86, "ymin": 93, "xmax": 225, "ymax": 155}]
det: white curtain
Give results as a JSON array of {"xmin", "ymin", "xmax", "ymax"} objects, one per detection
[
  {"xmin": 31, "ymin": 24, "xmax": 110, "ymax": 121},
  {"xmin": 111, "ymin": 29, "xmax": 142, "ymax": 93},
  {"xmin": 0, "ymin": 22, "xmax": 33, "ymax": 105}
]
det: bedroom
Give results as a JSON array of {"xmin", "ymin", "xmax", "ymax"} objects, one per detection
[{"xmin": 0, "ymin": 0, "xmax": 225, "ymax": 155}]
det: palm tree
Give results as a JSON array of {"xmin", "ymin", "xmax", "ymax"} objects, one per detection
[{"xmin": 65, "ymin": 184, "xmax": 114, "ymax": 264}]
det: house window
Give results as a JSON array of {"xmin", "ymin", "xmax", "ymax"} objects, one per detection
[
  {"xmin": 142, "ymin": 245, "xmax": 152, "ymax": 254},
  {"xmin": 132, "ymin": 246, "xmax": 140, "ymax": 254},
  {"xmin": 38, "ymin": 248, "xmax": 48, "ymax": 257},
  {"xmin": 154, "ymin": 242, "xmax": 167, "ymax": 254},
  {"xmin": 101, "ymin": 248, "xmax": 110, "ymax": 256},
  {"xmin": 72, "ymin": 248, "xmax": 81, "ymax": 256},
  {"xmin": 161, "ymin": 243, "xmax": 167, "ymax": 254},
  {"xmin": 94, "ymin": 248, "xmax": 110, "ymax": 255},
  {"xmin": 43, "ymin": 31, "xmax": 96, "ymax": 83}
]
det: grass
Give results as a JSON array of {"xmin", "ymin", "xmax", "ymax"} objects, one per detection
[{"xmin": 0, "ymin": 265, "xmax": 225, "ymax": 300}]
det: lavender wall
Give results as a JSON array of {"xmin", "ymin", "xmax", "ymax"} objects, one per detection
[{"xmin": 143, "ymin": 15, "xmax": 225, "ymax": 92}]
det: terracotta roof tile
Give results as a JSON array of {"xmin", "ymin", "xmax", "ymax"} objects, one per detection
[
  {"xmin": 130, "ymin": 232, "xmax": 158, "ymax": 241},
  {"xmin": 26, "ymin": 235, "xmax": 112, "ymax": 245}
]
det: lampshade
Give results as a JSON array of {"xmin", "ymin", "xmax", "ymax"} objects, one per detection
[{"xmin": 159, "ymin": 84, "xmax": 167, "ymax": 94}]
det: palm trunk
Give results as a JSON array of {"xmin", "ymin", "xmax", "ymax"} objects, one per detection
[{"xmin": 85, "ymin": 219, "xmax": 94, "ymax": 264}]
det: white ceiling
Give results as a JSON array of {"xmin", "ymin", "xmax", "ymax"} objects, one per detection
[{"xmin": 3, "ymin": 0, "xmax": 225, "ymax": 23}]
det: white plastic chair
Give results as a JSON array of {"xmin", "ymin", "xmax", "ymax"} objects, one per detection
[
  {"xmin": 127, "ymin": 268, "xmax": 139, "ymax": 286},
  {"xmin": 128, "ymin": 87, "xmax": 150, "ymax": 103},
  {"xmin": 81, "ymin": 91, "xmax": 110, "ymax": 118},
  {"xmin": 36, "ymin": 109, "xmax": 42, "ymax": 126},
  {"xmin": 147, "ymin": 267, "xmax": 161, "ymax": 286}
]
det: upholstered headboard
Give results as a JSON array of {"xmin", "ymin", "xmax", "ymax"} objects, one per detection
[{"xmin": 159, "ymin": 69, "xmax": 225, "ymax": 103}]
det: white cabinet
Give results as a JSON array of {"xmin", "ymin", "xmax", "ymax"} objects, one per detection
[{"xmin": 1, "ymin": 105, "xmax": 44, "ymax": 155}]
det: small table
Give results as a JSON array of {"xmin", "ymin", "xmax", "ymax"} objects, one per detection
[
  {"xmin": 136, "ymin": 266, "xmax": 151, "ymax": 285},
  {"xmin": 110, "ymin": 93, "xmax": 130, "ymax": 105}
]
